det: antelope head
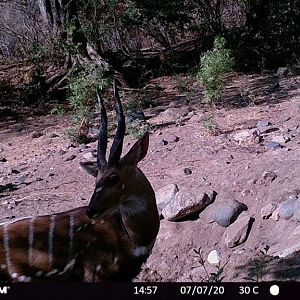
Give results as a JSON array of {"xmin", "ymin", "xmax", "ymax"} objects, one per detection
[{"xmin": 80, "ymin": 83, "xmax": 155, "ymax": 222}]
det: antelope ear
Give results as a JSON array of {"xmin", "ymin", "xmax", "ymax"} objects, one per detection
[
  {"xmin": 121, "ymin": 131, "xmax": 149, "ymax": 166},
  {"xmin": 80, "ymin": 161, "xmax": 99, "ymax": 177}
]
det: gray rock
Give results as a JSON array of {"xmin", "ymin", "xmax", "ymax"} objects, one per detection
[
  {"xmin": 64, "ymin": 155, "xmax": 77, "ymax": 162},
  {"xmin": 260, "ymin": 203, "xmax": 277, "ymax": 219},
  {"xmin": 257, "ymin": 120, "xmax": 271, "ymax": 128},
  {"xmin": 211, "ymin": 199, "xmax": 248, "ymax": 227},
  {"xmin": 161, "ymin": 133, "xmax": 179, "ymax": 143},
  {"xmin": 291, "ymin": 200, "xmax": 300, "ymax": 222},
  {"xmin": 261, "ymin": 171, "xmax": 277, "ymax": 185},
  {"xmin": 278, "ymin": 196, "xmax": 297, "ymax": 220},
  {"xmin": 270, "ymin": 207, "xmax": 280, "ymax": 221},
  {"xmin": 162, "ymin": 107, "xmax": 186, "ymax": 117},
  {"xmin": 223, "ymin": 212, "xmax": 253, "ymax": 248},
  {"xmin": 282, "ymin": 133, "xmax": 292, "ymax": 142},
  {"xmin": 271, "ymin": 135, "xmax": 287, "ymax": 144},
  {"xmin": 184, "ymin": 168, "xmax": 192, "ymax": 175},
  {"xmin": 282, "ymin": 115, "xmax": 291, "ymax": 122},
  {"xmin": 11, "ymin": 169, "xmax": 20, "ymax": 174},
  {"xmin": 79, "ymin": 144, "xmax": 88, "ymax": 150},
  {"xmin": 272, "ymin": 242, "xmax": 300, "ymax": 258},
  {"xmin": 58, "ymin": 149, "xmax": 67, "ymax": 156},
  {"xmin": 126, "ymin": 110, "xmax": 146, "ymax": 123},
  {"xmin": 82, "ymin": 152, "xmax": 95, "ymax": 161},
  {"xmin": 47, "ymin": 132, "xmax": 59, "ymax": 138},
  {"xmin": 259, "ymin": 126, "xmax": 280, "ymax": 134},
  {"xmin": 233, "ymin": 130, "xmax": 250, "ymax": 143},
  {"xmin": 0, "ymin": 155, "xmax": 7, "ymax": 162},
  {"xmin": 88, "ymin": 127, "xmax": 100, "ymax": 136},
  {"xmin": 155, "ymin": 184, "xmax": 179, "ymax": 215},
  {"xmin": 65, "ymin": 143, "xmax": 76, "ymax": 149},
  {"xmin": 250, "ymin": 129, "xmax": 262, "ymax": 143},
  {"xmin": 162, "ymin": 190, "xmax": 215, "ymax": 221},
  {"xmin": 265, "ymin": 141, "xmax": 284, "ymax": 150},
  {"xmin": 159, "ymin": 140, "xmax": 168, "ymax": 146},
  {"xmin": 31, "ymin": 131, "xmax": 43, "ymax": 138},
  {"xmin": 277, "ymin": 67, "xmax": 289, "ymax": 77}
]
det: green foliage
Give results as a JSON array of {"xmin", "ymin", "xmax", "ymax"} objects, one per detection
[
  {"xmin": 229, "ymin": 0, "xmax": 300, "ymax": 70},
  {"xmin": 243, "ymin": 245, "xmax": 272, "ymax": 282},
  {"xmin": 67, "ymin": 64, "xmax": 111, "ymax": 143},
  {"xmin": 126, "ymin": 120, "xmax": 149, "ymax": 139},
  {"xmin": 201, "ymin": 114, "xmax": 219, "ymax": 135},
  {"xmin": 62, "ymin": 19, "xmax": 81, "ymax": 56},
  {"xmin": 123, "ymin": 98, "xmax": 154, "ymax": 112},
  {"xmin": 176, "ymin": 77, "xmax": 195, "ymax": 93},
  {"xmin": 63, "ymin": 127, "xmax": 81, "ymax": 144},
  {"xmin": 50, "ymin": 106, "xmax": 66, "ymax": 117},
  {"xmin": 197, "ymin": 36, "xmax": 234, "ymax": 103}
]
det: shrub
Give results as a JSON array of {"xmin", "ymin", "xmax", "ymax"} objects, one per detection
[
  {"xmin": 197, "ymin": 36, "xmax": 234, "ymax": 104},
  {"xmin": 67, "ymin": 63, "xmax": 111, "ymax": 143}
]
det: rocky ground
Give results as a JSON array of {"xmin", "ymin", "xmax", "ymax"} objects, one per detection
[{"xmin": 0, "ymin": 71, "xmax": 300, "ymax": 282}]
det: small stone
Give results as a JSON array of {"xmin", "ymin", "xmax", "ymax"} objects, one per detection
[
  {"xmin": 159, "ymin": 140, "xmax": 168, "ymax": 146},
  {"xmin": 79, "ymin": 144, "xmax": 88, "ymax": 150},
  {"xmin": 265, "ymin": 141, "xmax": 284, "ymax": 150},
  {"xmin": 259, "ymin": 126, "xmax": 280, "ymax": 134},
  {"xmin": 282, "ymin": 133, "xmax": 292, "ymax": 143},
  {"xmin": 65, "ymin": 155, "xmax": 76, "ymax": 162},
  {"xmin": 162, "ymin": 133, "xmax": 179, "ymax": 143},
  {"xmin": 58, "ymin": 149, "xmax": 67, "ymax": 156},
  {"xmin": 88, "ymin": 127, "xmax": 100, "ymax": 138},
  {"xmin": 207, "ymin": 250, "xmax": 220, "ymax": 265},
  {"xmin": 250, "ymin": 129, "xmax": 262, "ymax": 143},
  {"xmin": 271, "ymin": 135, "xmax": 286, "ymax": 144},
  {"xmin": 270, "ymin": 207, "xmax": 280, "ymax": 221},
  {"xmin": 48, "ymin": 132, "xmax": 59, "ymax": 138},
  {"xmin": 282, "ymin": 116, "xmax": 291, "ymax": 122},
  {"xmin": 260, "ymin": 203, "xmax": 277, "ymax": 219},
  {"xmin": 184, "ymin": 168, "xmax": 192, "ymax": 175},
  {"xmin": 277, "ymin": 67, "xmax": 289, "ymax": 77},
  {"xmin": 257, "ymin": 120, "xmax": 271, "ymax": 128},
  {"xmin": 11, "ymin": 169, "xmax": 20, "ymax": 174},
  {"xmin": 48, "ymin": 172, "xmax": 55, "ymax": 177},
  {"xmin": 211, "ymin": 199, "xmax": 248, "ymax": 227},
  {"xmin": 278, "ymin": 196, "xmax": 297, "ymax": 220},
  {"xmin": 82, "ymin": 152, "xmax": 95, "ymax": 161},
  {"xmin": 66, "ymin": 143, "xmax": 76, "ymax": 149},
  {"xmin": 233, "ymin": 130, "xmax": 250, "ymax": 143},
  {"xmin": 241, "ymin": 190, "xmax": 251, "ymax": 196},
  {"xmin": 0, "ymin": 156, "xmax": 7, "ymax": 162},
  {"xmin": 31, "ymin": 131, "xmax": 43, "ymax": 138},
  {"xmin": 261, "ymin": 171, "xmax": 277, "ymax": 185}
]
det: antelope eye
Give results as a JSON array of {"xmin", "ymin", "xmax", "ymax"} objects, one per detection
[{"xmin": 106, "ymin": 174, "xmax": 119, "ymax": 187}]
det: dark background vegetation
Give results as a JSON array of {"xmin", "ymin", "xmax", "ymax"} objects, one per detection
[{"xmin": 0, "ymin": 0, "xmax": 299, "ymax": 127}]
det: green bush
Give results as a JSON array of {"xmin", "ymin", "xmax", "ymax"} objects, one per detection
[
  {"xmin": 197, "ymin": 37, "xmax": 234, "ymax": 104},
  {"xmin": 67, "ymin": 63, "xmax": 111, "ymax": 143}
]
